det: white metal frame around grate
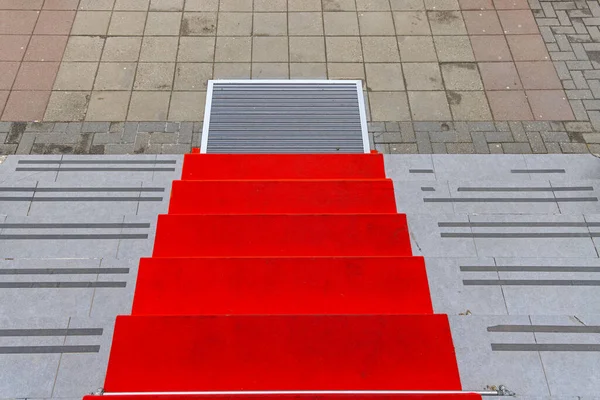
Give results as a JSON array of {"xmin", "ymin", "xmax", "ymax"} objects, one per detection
[{"xmin": 201, "ymin": 80, "xmax": 369, "ymax": 154}]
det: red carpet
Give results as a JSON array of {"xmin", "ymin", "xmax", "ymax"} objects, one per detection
[
  {"xmin": 132, "ymin": 257, "xmax": 433, "ymax": 315},
  {"xmin": 168, "ymin": 180, "xmax": 397, "ymax": 214},
  {"xmin": 89, "ymin": 153, "xmax": 473, "ymax": 400},
  {"xmin": 104, "ymin": 315, "xmax": 460, "ymax": 392}
]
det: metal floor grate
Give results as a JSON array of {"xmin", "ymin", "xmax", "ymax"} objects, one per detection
[{"xmin": 201, "ymin": 80, "xmax": 369, "ymax": 154}]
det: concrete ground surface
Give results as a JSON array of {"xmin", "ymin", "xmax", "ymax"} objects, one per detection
[
  {"xmin": 1, "ymin": 154, "xmax": 599, "ymax": 400},
  {"xmin": 2, "ymin": 0, "xmax": 600, "ymax": 154}
]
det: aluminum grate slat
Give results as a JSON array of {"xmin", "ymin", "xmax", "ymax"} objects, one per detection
[{"xmin": 201, "ymin": 80, "xmax": 369, "ymax": 154}]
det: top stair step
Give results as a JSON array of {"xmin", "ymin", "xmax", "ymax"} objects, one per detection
[{"xmin": 181, "ymin": 154, "xmax": 386, "ymax": 180}]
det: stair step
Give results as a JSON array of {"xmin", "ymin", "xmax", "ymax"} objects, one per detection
[
  {"xmin": 132, "ymin": 257, "xmax": 432, "ymax": 315},
  {"xmin": 181, "ymin": 154, "xmax": 386, "ymax": 180},
  {"xmin": 104, "ymin": 314, "xmax": 462, "ymax": 392},
  {"xmin": 152, "ymin": 214, "xmax": 412, "ymax": 257},
  {"xmin": 87, "ymin": 395, "xmax": 481, "ymax": 400},
  {"xmin": 168, "ymin": 180, "xmax": 397, "ymax": 214}
]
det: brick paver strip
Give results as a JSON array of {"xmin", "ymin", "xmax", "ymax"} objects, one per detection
[{"xmin": 1, "ymin": 0, "xmax": 600, "ymax": 154}]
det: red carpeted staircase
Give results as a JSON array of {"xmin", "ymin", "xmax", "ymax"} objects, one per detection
[{"xmin": 84, "ymin": 153, "xmax": 476, "ymax": 400}]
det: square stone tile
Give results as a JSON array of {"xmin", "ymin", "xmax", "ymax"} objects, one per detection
[
  {"xmin": 215, "ymin": 37, "xmax": 251, "ymax": 61},
  {"xmin": 327, "ymin": 63, "xmax": 365, "ymax": 79},
  {"xmin": 290, "ymin": 37, "xmax": 325, "ymax": 62},
  {"xmin": 425, "ymin": 0, "xmax": 460, "ymax": 9},
  {"xmin": 403, "ymin": 62, "xmax": 443, "ymax": 90},
  {"xmin": 185, "ymin": 0, "xmax": 218, "ymax": 10},
  {"xmin": 434, "ymin": 36, "xmax": 474, "ymax": 61},
  {"xmin": 128, "ymin": 91, "xmax": 170, "ymax": 120},
  {"xmin": 493, "ymin": 0, "xmax": 529, "ymax": 8},
  {"xmin": 408, "ymin": 91, "xmax": 452, "ymax": 120},
  {"xmin": 2, "ymin": 90, "xmax": 50, "ymax": 120},
  {"xmin": 219, "ymin": 0, "xmax": 252, "ymax": 11},
  {"xmin": 362, "ymin": 36, "xmax": 400, "ymax": 61},
  {"xmin": 0, "ymin": 62, "xmax": 18, "ymax": 90},
  {"xmin": 487, "ymin": 90, "xmax": 533, "ymax": 120},
  {"xmin": 217, "ymin": 12, "xmax": 252, "ymax": 35},
  {"xmin": 178, "ymin": 37, "xmax": 215, "ymax": 61},
  {"xmin": 358, "ymin": 12, "xmax": 396, "ymax": 35},
  {"xmin": 145, "ymin": 12, "xmax": 182, "ymax": 35},
  {"xmin": 13, "ymin": 62, "xmax": 59, "ymax": 90},
  {"xmin": 391, "ymin": 0, "xmax": 425, "ymax": 10},
  {"xmin": 393, "ymin": 11, "xmax": 430, "ymax": 34},
  {"xmin": 252, "ymin": 37, "xmax": 288, "ymax": 62},
  {"xmin": 253, "ymin": 12, "xmax": 287, "ymax": 36},
  {"xmin": 462, "ymin": 10, "xmax": 502, "ymax": 34},
  {"xmin": 458, "ymin": 0, "xmax": 493, "ymax": 8},
  {"xmin": 139, "ymin": 37, "xmax": 178, "ymax": 61},
  {"xmin": 94, "ymin": 62, "xmax": 136, "ymax": 90},
  {"xmin": 79, "ymin": 0, "xmax": 115, "ymax": 9},
  {"xmin": 53, "ymin": 62, "xmax": 98, "ymax": 90},
  {"xmin": 0, "ymin": 10, "xmax": 38, "ymax": 34},
  {"xmin": 428, "ymin": 11, "xmax": 466, "ymax": 34},
  {"xmin": 515, "ymin": 61, "xmax": 561, "ymax": 89},
  {"xmin": 24, "ymin": 35, "xmax": 68, "ymax": 61},
  {"xmin": 150, "ymin": 0, "xmax": 184, "ymax": 10},
  {"xmin": 290, "ymin": 63, "xmax": 328, "ymax": 78},
  {"xmin": 71, "ymin": 11, "xmax": 111, "ymax": 35},
  {"xmin": 527, "ymin": 90, "xmax": 574, "ymax": 121},
  {"xmin": 169, "ymin": 91, "xmax": 206, "ymax": 120},
  {"xmin": 181, "ymin": 12, "xmax": 217, "ymax": 35},
  {"xmin": 174, "ymin": 62, "xmax": 212, "ymax": 90},
  {"xmin": 506, "ymin": 35, "xmax": 549, "ymax": 61},
  {"xmin": 357, "ymin": 0, "xmax": 391, "ymax": 10},
  {"xmin": 479, "ymin": 62, "xmax": 522, "ymax": 90},
  {"xmin": 497, "ymin": 10, "xmax": 538, "ymax": 34},
  {"xmin": 370, "ymin": 91, "xmax": 410, "ymax": 121},
  {"xmin": 470, "ymin": 35, "xmax": 511, "ymax": 61},
  {"xmin": 441, "ymin": 62, "xmax": 483, "ymax": 90},
  {"xmin": 288, "ymin": 0, "xmax": 321, "ymax": 11},
  {"xmin": 64, "ymin": 36, "xmax": 105, "ymax": 61},
  {"xmin": 447, "ymin": 90, "xmax": 491, "ymax": 120},
  {"xmin": 213, "ymin": 62, "xmax": 250, "ymax": 78},
  {"xmin": 43, "ymin": 91, "xmax": 88, "ymax": 121},
  {"xmin": 44, "ymin": 0, "xmax": 80, "ymax": 9},
  {"xmin": 254, "ymin": 0, "xmax": 286, "ymax": 11},
  {"xmin": 0, "ymin": 35, "xmax": 29, "ymax": 61},
  {"xmin": 326, "ymin": 37, "xmax": 363, "ymax": 62},
  {"xmin": 114, "ymin": 0, "xmax": 149, "ymax": 10},
  {"xmin": 109, "ymin": 12, "xmax": 147, "ymax": 35},
  {"xmin": 289, "ymin": 12, "xmax": 323, "ymax": 35},
  {"xmin": 398, "ymin": 36, "xmax": 437, "ymax": 61},
  {"xmin": 366, "ymin": 63, "xmax": 405, "ymax": 90},
  {"xmin": 323, "ymin": 0, "xmax": 355, "ymax": 10},
  {"xmin": 133, "ymin": 62, "xmax": 175, "ymax": 90},
  {"xmin": 34, "ymin": 10, "xmax": 75, "ymax": 34},
  {"xmin": 86, "ymin": 91, "xmax": 131, "ymax": 121},
  {"xmin": 324, "ymin": 12, "xmax": 360, "ymax": 35},
  {"xmin": 0, "ymin": 90, "xmax": 8, "ymax": 115},
  {"xmin": 252, "ymin": 63, "xmax": 289, "ymax": 78}
]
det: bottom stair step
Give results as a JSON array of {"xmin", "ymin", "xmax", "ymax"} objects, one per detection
[
  {"xmin": 132, "ymin": 257, "xmax": 433, "ymax": 315},
  {"xmin": 104, "ymin": 315, "xmax": 462, "ymax": 392}
]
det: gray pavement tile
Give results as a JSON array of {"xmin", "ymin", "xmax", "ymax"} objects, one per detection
[
  {"xmin": 495, "ymin": 258, "xmax": 600, "ymax": 315},
  {"xmin": 0, "ymin": 156, "xmax": 61, "ymax": 183},
  {"xmin": 468, "ymin": 214, "xmax": 598, "ymax": 258},
  {"xmin": 383, "ymin": 154, "xmax": 436, "ymax": 181},
  {"xmin": 522, "ymin": 155, "xmax": 600, "ymax": 181},
  {"xmin": 541, "ymin": 352, "xmax": 600, "ymax": 396},
  {"xmin": 445, "ymin": 180, "xmax": 560, "ymax": 214},
  {"xmin": 89, "ymin": 259, "xmax": 138, "ymax": 319},
  {"xmin": 393, "ymin": 180, "xmax": 455, "ymax": 214},
  {"xmin": 425, "ymin": 257, "xmax": 508, "ymax": 315},
  {"xmin": 432, "ymin": 154, "xmax": 530, "ymax": 181},
  {"xmin": 0, "ymin": 355, "xmax": 61, "ymax": 398},
  {"xmin": 407, "ymin": 213, "xmax": 478, "ymax": 257},
  {"xmin": 449, "ymin": 315, "xmax": 550, "ymax": 396},
  {"xmin": 550, "ymin": 180, "xmax": 600, "ymax": 214}
]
